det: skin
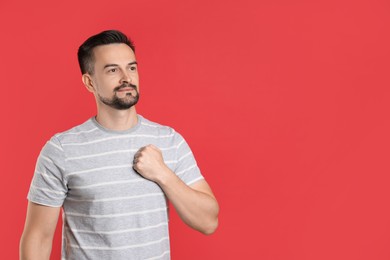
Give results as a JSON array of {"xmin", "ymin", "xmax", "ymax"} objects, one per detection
[{"xmin": 20, "ymin": 43, "xmax": 219, "ymax": 260}]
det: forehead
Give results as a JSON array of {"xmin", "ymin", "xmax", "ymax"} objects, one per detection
[{"xmin": 92, "ymin": 43, "xmax": 136, "ymax": 66}]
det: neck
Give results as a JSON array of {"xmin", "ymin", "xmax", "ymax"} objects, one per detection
[{"xmin": 95, "ymin": 105, "xmax": 138, "ymax": 131}]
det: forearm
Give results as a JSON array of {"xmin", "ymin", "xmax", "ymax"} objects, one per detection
[
  {"xmin": 133, "ymin": 144, "xmax": 219, "ymax": 234},
  {"xmin": 157, "ymin": 169, "xmax": 219, "ymax": 235},
  {"xmin": 20, "ymin": 232, "xmax": 52, "ymax": 260}
]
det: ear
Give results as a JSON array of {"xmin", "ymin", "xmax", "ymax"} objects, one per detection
[{"xmin": 82, "ymin": 74, "xmax": 95, "ymax": 93}]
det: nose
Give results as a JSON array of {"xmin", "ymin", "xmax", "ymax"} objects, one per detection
[{"xmin": 120, "ymin": 70, "xmax": 132, "ymax": 84}]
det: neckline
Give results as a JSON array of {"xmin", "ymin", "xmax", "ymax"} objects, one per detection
[{"xmin": 90, "ymin": 114, "xmax": 143, "ymax": 134}]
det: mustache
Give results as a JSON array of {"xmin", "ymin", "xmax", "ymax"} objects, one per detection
[{"xmin": 114, "ymin": 83, "xmax": 137, "ymax": 92}]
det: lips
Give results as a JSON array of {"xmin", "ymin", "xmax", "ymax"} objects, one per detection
[{"xmin": 117, "ymin": 87, "xmax": 134, "ymax": 92}]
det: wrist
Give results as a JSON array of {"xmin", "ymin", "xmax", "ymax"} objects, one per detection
[{"xmin": 155, "ymin": 166, "xmax": 176, "ymax": 187}]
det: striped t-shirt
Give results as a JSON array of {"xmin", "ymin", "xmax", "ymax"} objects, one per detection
[{"xmin": 27, "ymin": 115, "xmax": 204, "ymax": 260}]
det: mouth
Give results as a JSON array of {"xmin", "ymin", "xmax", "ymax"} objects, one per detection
[
  {"xmin": 117, "ymin": 87, "xmax": 134, "ymax": 92},
  {"xmin": 115, "ymin": 84, "xmax": 137, "ymax": 93}
]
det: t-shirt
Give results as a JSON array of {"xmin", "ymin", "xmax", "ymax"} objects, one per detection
[{"xmin": 27, "ymin": 115, "xmax": 204, "ymax": 260}]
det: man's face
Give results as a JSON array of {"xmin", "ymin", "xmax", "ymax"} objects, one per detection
[{"xmin": 87, "ymin": 43, "xmax": 139, "ymax": 110}]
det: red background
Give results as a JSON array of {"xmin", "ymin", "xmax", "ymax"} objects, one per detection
[{"xmin": 1, "ymin": 0, "xmax": 390, "ymax": 259}]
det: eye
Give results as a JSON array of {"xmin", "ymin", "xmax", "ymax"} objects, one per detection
[
  {"xmin": 109, "ymin": 68, "xmax": 117, "ymax": 73},
  {"xmin": 130, "ymin": 66, "xmax": 137, "ymax": 71}
]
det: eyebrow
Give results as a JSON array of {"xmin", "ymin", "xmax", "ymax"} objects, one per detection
[{"xmin": 103, "ymin": 61, "xmax": 138, "ymax": 69}]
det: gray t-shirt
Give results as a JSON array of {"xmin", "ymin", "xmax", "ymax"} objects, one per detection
[{"xmin": 27, "ymin": 115, "xmax": 204, "ymax": 260}]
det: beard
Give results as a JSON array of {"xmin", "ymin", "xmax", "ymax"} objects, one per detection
[{"xmin": 98, "ymin": 83, "xmax": 140, "ymax": 110}]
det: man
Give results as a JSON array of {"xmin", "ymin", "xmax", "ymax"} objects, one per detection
[{"xmin": 20, "ymin": 30, "xmax": 219, "ymax": 260}]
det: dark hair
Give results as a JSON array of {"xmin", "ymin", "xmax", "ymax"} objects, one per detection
[{"xmin": 77, "ymin": 30, "xmax": 135, "ymax": 75}]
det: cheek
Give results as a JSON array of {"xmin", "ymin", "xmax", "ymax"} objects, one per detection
[{"xmin": 95, "ymin": 78, "xmax": 117, "ymax": 92}]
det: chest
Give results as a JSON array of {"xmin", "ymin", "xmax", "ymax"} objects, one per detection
[{"xmin": 62, "ymin": 137, "xmax": 176, "ymax": 205}]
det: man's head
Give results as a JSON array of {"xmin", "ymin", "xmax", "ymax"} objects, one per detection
[
  {"xmin": 78, "ymin": 30, "xmax": 135, "ymax": 75},
  {"xmin": 79, "ymin": 30, "xmax": 139, "ymax": 111}
]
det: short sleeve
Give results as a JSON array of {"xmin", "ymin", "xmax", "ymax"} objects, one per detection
[
  {"xmin": 27, "ymin": 136, "xmax": 68, "ymax": 207},
  {"xmin": 173, "ymin": 132, "xmax": 204, "ymax": 186}
]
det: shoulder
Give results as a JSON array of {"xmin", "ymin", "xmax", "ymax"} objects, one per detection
[
  {"xmin": 51, "ymin": 118, "xmax": 97, "ymax": 145},
  {"xmin": 138, "ymin": 115, "xmax": 189, "ymax": 148},
  {"xmin": 138, "ymin": 115, "xmax": 177, "ymax": 136}
]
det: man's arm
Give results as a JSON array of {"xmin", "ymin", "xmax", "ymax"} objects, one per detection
[
  {"xmin": 158, "ymin": 174, "xmax": 219, "ymax": 235},
  {"xmin": 20, "ymin": 202, "xmax": 61, "ymax": 260},
  {"xmin": 133, "ymin": 145, "xmax": 219, "ymax": 235}
]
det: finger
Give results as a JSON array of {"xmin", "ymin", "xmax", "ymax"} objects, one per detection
[
  {"xmin": 132, "ymin": 156, "xmax": 140, "ymax": 167},
  {"xmin": 134, "ymin": 147, "xmax": 145, "ymax": 158},
  {"xmin": 134, "ymin": 148, "xmax": 144, "ymax": 159},
  {"xmin": 149, "ymin": 144, "xmax": 159, "ymax": 150},
  {"xmin": 138, "ymin": 146, "xmax": 147, "ymax": 152}
]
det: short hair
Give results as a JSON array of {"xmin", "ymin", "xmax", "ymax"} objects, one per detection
[{"xmin": 77, "ymin": 30, "xmax": 135, "ymax": 75}]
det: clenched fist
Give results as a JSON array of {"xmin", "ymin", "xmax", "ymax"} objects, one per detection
[{"xmin": 133, "ymin": 144, "xmax": 171, "ymax": 183}]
